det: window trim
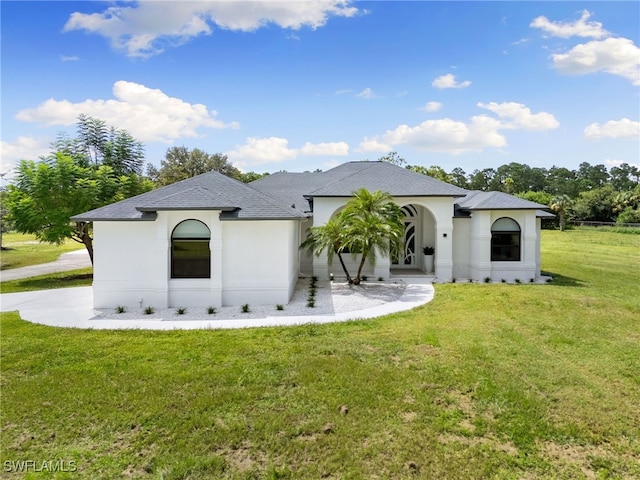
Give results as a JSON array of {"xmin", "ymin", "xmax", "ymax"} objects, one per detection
[
  {"xmin": 490, "ymin": 217, "xmax": 521, "ymax": 262},
  {"xmin": 171, "ymin": 220, "xmax": 211, "ymax": 279}
]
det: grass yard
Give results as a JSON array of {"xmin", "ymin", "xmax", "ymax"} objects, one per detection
[
  {"xmin": 0, "ymin": 268, "xmax": 93, "ymax": 294},
  {"xmin": 1, "ymin": 233, "xmax": 85, "ymax": 270},
  {"xmin": 1, "ymin": 230, "xmax": 638, "ymax": 479}
]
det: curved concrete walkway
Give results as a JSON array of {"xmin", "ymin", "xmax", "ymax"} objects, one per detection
[
  {"xmin": 0, "ymin": 249, "xmax": 91, "ymax": 281},
  {"xmin": 0, "ymin": 279, "xmax": 435, "ymax": 330}
]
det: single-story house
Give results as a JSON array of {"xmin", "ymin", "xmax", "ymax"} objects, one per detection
[{"xmin": 72, "ymin": 161, "xmax": 552, "ymax": 309}]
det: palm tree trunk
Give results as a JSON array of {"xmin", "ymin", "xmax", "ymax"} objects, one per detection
[
  {"xmin": 353, "ymin": 249, "xmax": 369, "ymax": 285},
  {"xmin": 336, "ymin": 252, "xmax": 353, "ymax": 284}
]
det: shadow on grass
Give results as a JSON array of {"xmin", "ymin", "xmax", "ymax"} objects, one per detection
[
  {"xmin": 542, "ymin": 271, "xmax": 585, "ymax": 287},
  {"xmin": 0, "ymin": 269, "xmax": 93, "ymax": 294}
]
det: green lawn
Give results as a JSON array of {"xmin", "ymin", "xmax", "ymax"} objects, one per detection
[
  {"xmin": 1, "ymin": 232, "xmax": 85, "ymax": 270},
  {"xmin": 0, "ymin": 268, "xmax": 93, "ymax": 293},
  {"xmin": 1, "ymin": 230, "xmax": 638, "ymax": 479}
]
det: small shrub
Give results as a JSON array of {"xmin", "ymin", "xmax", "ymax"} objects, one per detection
[
  {"xmin": 484, "ymin": 277, "xmax": 491, "ymax": 283},
  {"xmin": 501, "ymin": 279, "xmax": 506, "ymax": 283},
  {"xmin": 276, "ymin": 304, "xmax": 284, "ymax": 311},
  {"xmin": 451, "ymin": 278, "xmax": 456, "ymax": 283},
  {"xmin": 468, "ymin": 279, "xmax": 473, "ymax": 283},
  {"xmin": 307, "ymin": 299, "xmax": 315, "ymax": 308},
  {"xmin": 378, "ymin": 277, "xmax": 384, "ymax": 281},
  {"xmin": 529, "ymin": 278, "xmax": 535, "ymax": 283},
  {"xmin": 207, "ymin": 306, "xmax": 216, "ymax": 315},
  {"xmin": 311, "ymin": 276, "xmax": 318, "ymax": 283},
  {"xmin": 515, "ymin": 278, "xmax": 521, "ymax": 284},
  {"xmin": 361, "ymin": 275, "xmax": 368, "ymax": 281},
  {"xmin": 115, "ymin": 305, "xmax": 126, "ymax": 314},
  {"xmin": 241, "ymin": 304, "xmax": 250, "ymax": 313},
  {"xmin": 144, "ymin": 306, "xmax": 154, "ymax": 315},
  {"xmin": 176, "ymin": 307, "xmax": 187, "ymax": 315}
]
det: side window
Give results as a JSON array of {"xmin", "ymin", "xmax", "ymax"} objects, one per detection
[
  {"xmin": 171, "ymin": 220, "xmax": 211, "ymax": 278},
  {"xmin": 491, "ymin": 217, "xmax": 521, "ymax": 261}
]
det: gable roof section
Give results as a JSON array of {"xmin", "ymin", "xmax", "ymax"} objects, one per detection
[
  {"xmin": 251, "ymin": 161, "xmax": 467, "ymax": 209},
  {"xmin": 456, "ymin": 190, "xmax": 548, "ymax": 211},
  {"xmin": 72, "ymin": 171, "xmax": 306, "ymax": 221},
  {"xmin": 307, "ymin": 161, "xmax": 468, "ymax": 197}
]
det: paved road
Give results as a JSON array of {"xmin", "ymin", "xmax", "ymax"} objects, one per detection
[{"xmin": 0, "ymin": 249, "xmax": 92, "ymax": 282}]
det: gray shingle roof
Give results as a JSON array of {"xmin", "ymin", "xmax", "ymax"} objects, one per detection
[
  {"xmin": 306, "ymin": 161, "xmax": 468, "ymax": 197},
  {"xmin": 72, "ymin": 171, "xmax": 307, "ymax": 221},
  {"xmin": 456, "ymin": 191, "xmax": 549, "ymax": 210},
  {"xmin": 72, "ymin": 162, "xmax": 553, "ymax": 223},
  {"xmin": 251, "ymin": 161, "xmax": 467, "ymax": 208}
]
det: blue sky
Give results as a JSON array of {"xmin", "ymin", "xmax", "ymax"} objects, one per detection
[{"xmin": 1, "ymin": 1, "xmax": 638, "ymax": 177}]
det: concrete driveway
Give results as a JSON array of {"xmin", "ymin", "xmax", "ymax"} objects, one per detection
[{"xmin": 0, "ymin": 249, "xmax": 91, "ymax": 282}]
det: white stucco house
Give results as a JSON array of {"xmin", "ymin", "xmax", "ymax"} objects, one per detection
[{"xmin": 72, "ymin": 161, "xmax": 552, "ymax": 309}]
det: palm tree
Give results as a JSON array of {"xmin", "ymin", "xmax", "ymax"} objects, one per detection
[
  {"xmin": 300, "ymin": 217, "xmax": 353, "ymax": 283},
  {"xmin": 341, "ymin": 188, "xmax": 404, "ymax": 285},
  {"xmin": 550, "ymin": 194, "xmax": 573, "ymax": 231}
]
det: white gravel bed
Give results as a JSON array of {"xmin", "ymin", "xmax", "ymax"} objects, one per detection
[{"xmin": 92, "ymin": 277, "xmax": 407, "ymax": 321}]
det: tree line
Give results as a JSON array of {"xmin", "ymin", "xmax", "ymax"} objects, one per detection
[{"xmin": 378, "ymin": 152, "xmax": 640, "ymax": 226}]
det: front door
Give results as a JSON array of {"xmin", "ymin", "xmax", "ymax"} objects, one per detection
[{"xmin": 392, "ymin": 205, "xmax": 418, "ymax": 268}]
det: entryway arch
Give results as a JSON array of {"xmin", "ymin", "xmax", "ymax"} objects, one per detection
[{"xmin": 392, "ymin": 203, "xmax": 437, "ymax": 273}]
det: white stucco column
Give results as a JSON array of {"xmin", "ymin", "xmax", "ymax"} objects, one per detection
[
  {"xmin": 154, "ymin": 214, "xmax": 170, "ymax": 307},
  {"xmin": 522, "ymin": 214, "xmax": 538, "ymax": 279},
  {"xmin": 209, "ymin": 213, "xmax": 223, "ymax": 307},
  {"xmin": 470, "ymin": 211, "xmax": 492, "ymax": 281},
  {"xmin": 435, "ymin": 222, "xmax": 454, "ymax": 281},
  {"xmin": 535, "ymin": 218, "xmax": 542, "ymax": 276}
]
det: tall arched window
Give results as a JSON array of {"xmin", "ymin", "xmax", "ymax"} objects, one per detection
[
  {"xmin": 171, "ymin": 220, "xmax": 211, "ymax": 278},
  {"xmin": 491, "ymin": 217, "xmax": 521, "ymax": 261}
]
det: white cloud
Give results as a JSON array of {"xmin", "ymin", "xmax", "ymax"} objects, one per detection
[
  {"xmin": 605, "ymin": 159, "xmax": 640, "ymax": 169},
  {"xmin": 63, "ymin": 1, "xmax": 360, "ymax": 58},
  {"xmin": 356, "ymin": 87, "xmax": 374, "ymax": 99},
  {"xmin": 15, "ymin": 81, "xmax": 238, "ymax": 143},
  {"xmin": 0, "ymin": 136, "xmax": 52, "ymax": 174},
  {"xmin": 432, "ymin": 73, "xmax": 471, "ymax": 89},
  {"xmin": 335, "ymin": 89, "xmax": 352, "ymax": 95},
  {"xmin": 584, "ymin": 118, "xmax": 640, "ymax": 140},
  {"xmin": 60, "ymin": 55, "xmax": 79, "ymax": 62},
  {"xmin": 299, "ymin": 141, "xmax": 349, "ymax": 156},
  {"xmin": 359, "ymin": 102, "xmax": 558, "ymax": 155},
  {"xmin": 359, "ymin": 116, "xmax": 505, "ymax": 155},
  {"xmin": 530, "ymin": 10, "xmax": 609, "ymax": 39},
  {"xmin": 227, "ymin": 137, "xmax": 349, "ymax": 168},
  {"xmin": 551, "ymin": 37, "xmax": 640, "ymax": 85},
  {"xmin": 422, "ymin": 101, "xmax": 442, "ymax": 112},
  {"xmin": 357, "ymin": 137, "xmax": 393, "ymax": 153},
  {"xmin": 477, "ymin": 102, "xmax": 559, "ymax": 130}
]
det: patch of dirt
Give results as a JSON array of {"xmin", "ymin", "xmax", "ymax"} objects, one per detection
[
  {"xmin": 539, "ymin": 441, "xmax": 622, "ymax": 479},
  {"xmin": 400, "ymin": 411, "xmax": 418, "ymax": 423},
  {"xmin": 439, "ymin": 433, "xmax": 518, "ymax": 456},
  {"xmin": 215, "ymin": 441, "xmax": 267, "ymax": 473}
]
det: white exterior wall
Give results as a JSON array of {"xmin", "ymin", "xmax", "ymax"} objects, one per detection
[
  {"xmin": 466, "ymin": 210, "xmax": 540, "ymax": 282},
  {"xmin": 452, "ymin": 218, "xmax": 471, "ymax": 279},
  {"xmin": 487, "ymin": 210, "xmax": 538, "ymax": 282},
  {"xmin": 92, "ymin": 212, "xmax": 301, "ymax": 309},
  {"xmin": 93, "ymin": 220, "xmax": 168, "ymax": 309},
  {"xmin": 221, "ymin": 220, "xmax": 298, "ymax": 306}
]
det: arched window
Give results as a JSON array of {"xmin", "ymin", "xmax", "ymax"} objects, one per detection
[
  {"xmin": 171, "ymin": 220, "xmax": 211, "ymax": 278},
  {"xmin": 491, "ymin": 217, "xmax": 521, "ymax": 262}
]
